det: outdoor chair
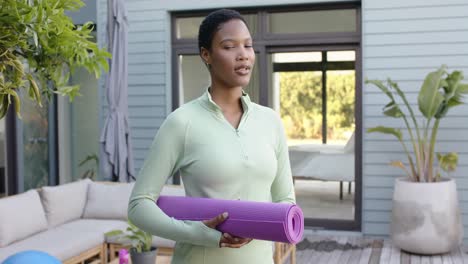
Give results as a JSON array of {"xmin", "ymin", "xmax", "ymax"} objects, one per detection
[{"xmin": 288, "ymin": 132, "xmax": 355, "ymax": 200}]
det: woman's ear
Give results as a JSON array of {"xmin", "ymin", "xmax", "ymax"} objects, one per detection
[{"xmin": 200, "ymin": 47, "xmax": 211, "ymax": 65}]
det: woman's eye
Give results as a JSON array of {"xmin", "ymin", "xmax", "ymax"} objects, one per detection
[
  {"xmin": 224, "ymin": 46, "xmax": 234, "ymax": 49},
  {"xmin": 245, "ymin": 45, "xmax": 253, "ymax": 48}
]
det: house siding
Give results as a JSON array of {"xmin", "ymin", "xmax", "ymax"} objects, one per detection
[
  {"xmin": 97, "ymin": 0, "xmax": 169, "ymax": 171},
  {"xmin": 362, "ymin": 0, "xmax": 468, "ymax": 241}
]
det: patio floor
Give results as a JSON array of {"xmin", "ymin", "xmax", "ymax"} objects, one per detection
[
  {"xmin": 290, "ymin": 235, "xmax": 467, "ymax": 264},
  {"xmin": 295, "ymin": 180, "xmax": 354, "ymax": 220},
  {"xmin": 152, "ymin": 235, "xmax": 466, "ymax": 264}
]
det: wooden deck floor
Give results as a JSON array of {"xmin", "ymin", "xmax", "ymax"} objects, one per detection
[{"xmin": 291, "ymin": 236, "xmax": 468, "ymax": 264}]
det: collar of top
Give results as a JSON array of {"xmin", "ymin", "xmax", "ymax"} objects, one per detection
[{"xmin": 200, "ymin": 87, "xmax": 251, "ymax": 115}]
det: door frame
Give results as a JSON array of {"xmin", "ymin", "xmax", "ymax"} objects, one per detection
[
  {"xmin": 5, "ymin": 107, "xmax": 18, "ymax": 195},
  {"xmin": 265, "ymin": 45, "xmax": 362, "ymax": 231}
]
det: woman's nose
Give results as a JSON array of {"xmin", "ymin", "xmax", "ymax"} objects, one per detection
[{"xmin": 236, "ymin": 47, "xmax": 249, "ymax": 61}]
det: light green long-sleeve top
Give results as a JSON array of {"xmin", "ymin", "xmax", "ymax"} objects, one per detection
[{"xmin": 128, "ymin": 89, "xmax": 296, "ymax": 264}]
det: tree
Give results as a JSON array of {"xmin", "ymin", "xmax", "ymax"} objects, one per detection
[
  {"xmin": 0, "ymin": 0, "xmax": 110, "ymax": 119},
  {"xmin": 279, "ymin": 71, "xmax": 355, "ymax": 141}
]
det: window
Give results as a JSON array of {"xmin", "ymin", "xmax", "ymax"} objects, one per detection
[
  {"xmin": 268, "ymin": 9, "xmax": 357, "ymax": 34},
  {"xmin": 175, "ymin": 14, "xmax": 258, "ymax": 39},
  {"xmin": 270, "ymin": 51, "xmax": 355, "ymax": 145}
]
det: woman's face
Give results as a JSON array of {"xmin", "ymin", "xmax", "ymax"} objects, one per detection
[{"xmin": 201, "ymin": 19, "xmax": 255, "ymax": 89}]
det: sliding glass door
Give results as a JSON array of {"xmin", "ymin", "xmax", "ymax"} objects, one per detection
[
  {"xmin": 20, "ymin": 92, "xmax": 57, "ymax": 192},
  {"xmin": 4, "ymin": 91, "xmax": 58, "ymax": 194},
  {"xmin": 268, "ymin": 49, "xmax": 356, "ymax": 224}
]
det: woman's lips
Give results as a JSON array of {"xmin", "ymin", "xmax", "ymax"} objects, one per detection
[{"xmin": 234, "ymin": 65, "xmax": 251, "ymax": 75}]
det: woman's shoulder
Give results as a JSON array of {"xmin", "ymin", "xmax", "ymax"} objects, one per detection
[
  {"xmin": 163, "ymin": 100, "xmax": 200, "ymax": 129},
  {"xmin": 250, "ymin": 103, "xmax": 282, "ymax": 124}
]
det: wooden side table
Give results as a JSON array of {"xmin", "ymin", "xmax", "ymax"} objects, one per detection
[{"xmin": 107, "ymin": 255, "xmax": 171, "ymax": 264}]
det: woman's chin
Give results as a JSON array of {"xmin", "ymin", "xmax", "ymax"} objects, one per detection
[
  {"xmin": 232, "ymin": 77, "xmax": 251, "ymax": 88},
  {"xmin": 215, "ymin": 76, "xmax": 251, "ymax": 89}
]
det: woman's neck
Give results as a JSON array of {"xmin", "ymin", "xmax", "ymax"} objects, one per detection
[{"xmin": 209, "ymin": 85, "xmax": 243, "ymax": 114}]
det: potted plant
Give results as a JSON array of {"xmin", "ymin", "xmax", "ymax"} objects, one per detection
[
  {"xmin": 366, "ymin": 65, "xmax": 468, "ymax": 254},
  {"xmin": 79, "ymin": 153, "xmax": 99, "ymax": 180},
  {"xmin": 106, "ymin": 221, "xmax": 157, "ymax": 264}
]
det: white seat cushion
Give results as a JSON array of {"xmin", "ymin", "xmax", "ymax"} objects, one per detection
[
  {"xmin": 59, "ymin": 219, "xmax": 129, "ymax": 234},
  {"xmin": 289, "ymin": 132, "xmax": 355, "ymax": 182},
  {"xmin": 0, "ymin": 190, "xmax": 48, "ymax": 247},
  {"xmin": 0, "ymin": 219, "xmax": 129, "ymax": 262},
  {"xmin": 83, "ymin": 182, "xmax": 135, "ymax": 220},
  {"xmin": 294, "ymin": 153, "xmax": 354, "ymax": 182},
  {"xmin": 0, "ymin": 226, "xmax": 100, "ymax": 262},
  {"xmin": 41, "ymin": 179, "xmax": 91, "ymax": 228}
]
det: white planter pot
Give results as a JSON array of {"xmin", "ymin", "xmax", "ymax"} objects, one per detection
[{"xmin": 391, "ymin": 178, "xmax": 463, "ymax": 254}]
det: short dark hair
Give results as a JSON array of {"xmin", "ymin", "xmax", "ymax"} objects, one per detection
[{"xmin": 198, "ymin": 9, "xmax": 248, "ymax": 53}]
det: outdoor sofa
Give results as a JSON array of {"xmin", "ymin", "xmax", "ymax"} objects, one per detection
[{"xmin": 0, "ymin": 179, "xmax": 295, "ymax": 264}]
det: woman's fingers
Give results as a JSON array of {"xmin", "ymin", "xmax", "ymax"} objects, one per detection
[
  {"xmin": 220, "ymin": 233, "xmax": 253, "ymax": 248},
  {"xmin": 220, "ymin": 239, "xmax": 252, "ymax": 248},
  {"xmin": 201, "ymin": 212, "xmax": 252, "ymax": 248},
  {"xmin": 223, "ymin": 233, "xmax": 236, "ymax": 243},
  {"xmin": 223, "ymin": 233, "xmax": 251, "ymax": 244},
  {"xmin": 202, "ymin": 212, "xmax": 228, "ymax": 229}
]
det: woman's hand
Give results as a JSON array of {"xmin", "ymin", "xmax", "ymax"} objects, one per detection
[{"xmin": 202, "ymin": 212, "xmax": 253, "ymax": 248}]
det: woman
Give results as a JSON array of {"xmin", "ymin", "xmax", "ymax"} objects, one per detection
[{"xmin": 128, "ymin": 9, "xmax": 295, "ymax": 264}]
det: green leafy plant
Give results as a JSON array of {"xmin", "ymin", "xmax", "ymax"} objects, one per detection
[
  {"xmin": 105, "ymin": 221, "xmax": 153, "ymax": 253},
  {"xmin": 366, "ymin": 65, "xmax": 468, "ymax": 182},
  {"xmin": 0, "ymin": 0, "xmax": 110, "ymax": 119},
  {"xmin": 78, "ymin": 153, "xmax": 99, "ymax": 180}
]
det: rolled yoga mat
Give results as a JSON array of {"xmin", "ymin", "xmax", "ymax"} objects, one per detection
[{"xmin": 156, "ymin": 196, "xmax": 304, "ymax": 244}]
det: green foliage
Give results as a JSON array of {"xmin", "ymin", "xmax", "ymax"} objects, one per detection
[
  {"xmin": 326, "ymin": 71, "xmax": 356, "ymax": 139},
  {"xmin": 366, "ymin": 65, "xmax": 468, "ymax": 182},
  {"xmin": 437, "ymin": 152, "xmax": 458, "ymax": 176},
  {"xmin": 106, "ymin": 221, "xmax": 153, "ymax": 253},
  {"xmin": 0, "ymin": 0, "xmax": 111, "ymax": 119},
  {"xmin": 79, "ymin": 153, "xmax": 99, "ymax": 180},
  {"xmin": 279, "ymin": 72, "xmax": 322, "ymax": 139},
  {"xmin": 367, "ymin": 126, "xmax": 402, "ymax": 141},
  {"xmin": 279, "ymin": 71, "xmax": 355, "ymax": 141},
  {"xmin": 418, "ymin": 67, "xmax": 446, "ymax": 119}
]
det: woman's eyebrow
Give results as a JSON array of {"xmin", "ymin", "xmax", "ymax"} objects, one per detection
[{"xmin": 219, "ymin": 38, "xmax": 252, "ymax": 44}]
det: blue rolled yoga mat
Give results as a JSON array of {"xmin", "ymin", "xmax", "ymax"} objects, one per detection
[{"xmin": 156, "ymin": 196, "xmax": 304, "ymax": 244}]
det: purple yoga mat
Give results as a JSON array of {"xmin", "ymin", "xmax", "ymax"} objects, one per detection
[{"xmin": 156, "ymin": 196, "xmax": 304, "ymax": 244}]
